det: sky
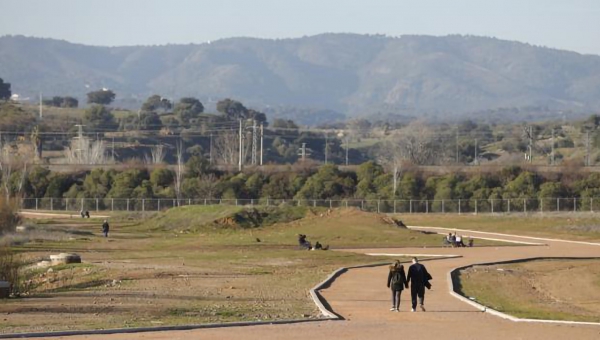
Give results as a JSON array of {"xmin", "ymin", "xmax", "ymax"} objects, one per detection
[{"xmin": 1, "ymin": 0, "xmax": 599, "ymax": 55}]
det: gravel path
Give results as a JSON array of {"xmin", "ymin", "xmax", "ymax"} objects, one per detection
[{"xmin": 40, "ymin": 227, "xmax": 600, "ymax": 340}]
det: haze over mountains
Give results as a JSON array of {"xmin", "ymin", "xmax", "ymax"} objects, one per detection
[{"xmin": 1, "ymin": 33, "xmax": 600, "ymax": 120}]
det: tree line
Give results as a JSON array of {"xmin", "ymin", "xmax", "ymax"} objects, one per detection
[{"xmin": 7, "ymin": 162, "xmax": 600, "ymax": 209}]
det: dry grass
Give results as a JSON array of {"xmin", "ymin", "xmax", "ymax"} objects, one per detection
[{"xmin": 456, "ymin": 259, "xmax": 600, "ymax": 322}]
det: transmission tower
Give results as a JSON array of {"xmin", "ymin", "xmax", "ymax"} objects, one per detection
[{"xmin": 252, "ymin": 120, "xmax": 258, "ymax": 165}]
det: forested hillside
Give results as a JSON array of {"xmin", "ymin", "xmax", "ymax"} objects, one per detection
[{"xmin": 2, "ymin": 34, "xmax": 600, "ymax": 121}]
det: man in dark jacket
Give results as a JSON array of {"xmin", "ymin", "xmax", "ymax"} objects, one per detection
[
  {"xmin": 102, "ymin": 220, "xmax": 110, "ymax": 238},
  {"xmin": 406, "ymin": 257, "xmax": 432, "ymax": 312}
]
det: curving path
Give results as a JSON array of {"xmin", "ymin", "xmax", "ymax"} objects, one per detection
[{"xmin": 39, "ymin": 227, "xmax": 600, "ymax": 340}]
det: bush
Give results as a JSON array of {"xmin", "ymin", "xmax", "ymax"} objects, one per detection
[
  {"xmin": 0, "ymin": 245, "xmax": 22, "ymax": 296},
  {"xmin": 0, "ymin": 197, "xmax": 20, "ymax": 235}
]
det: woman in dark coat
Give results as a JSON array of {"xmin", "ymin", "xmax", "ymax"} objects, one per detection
[{"xmin": 386, "ymin": 260, "xmax": 408, "ymax": 312}]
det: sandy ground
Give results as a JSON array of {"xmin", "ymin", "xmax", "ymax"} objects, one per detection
[{"xmin": 25, "ymin": 226, "xmax": 599, "ymax": 340}]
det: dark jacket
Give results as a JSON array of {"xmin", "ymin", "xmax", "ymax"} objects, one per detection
[
  {"xmin": 407, "ymin": 263, "xmax": 432, "ymax": 289},
  {"xmin": 102, "ymin": 222, "xmax": 110, "ymax": 232},
  {"xmin": 387, "ymin": 265, "xmax": 408, "ymax": 291}
]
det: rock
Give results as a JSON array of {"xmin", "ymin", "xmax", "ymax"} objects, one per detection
[{"xmin": 49, "ymin": 253, "xmax": 81, "ymax": 265}]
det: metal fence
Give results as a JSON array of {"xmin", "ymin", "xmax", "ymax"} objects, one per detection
[{"xmin": 19, "ymin": 197, "xmax": 600, "ymax": 214}]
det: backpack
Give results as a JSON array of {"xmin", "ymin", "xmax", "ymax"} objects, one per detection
[{"xmin": 391, "ymin": 270, "xmax": 403, "ymax": 290}]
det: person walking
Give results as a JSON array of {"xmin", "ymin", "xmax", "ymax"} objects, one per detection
[
  {"xmin": 102, "ymin": 219, "xmax": 110, "ymax": 238},
  {"xmin": 406, "ymin": 257, "xmax": 432, "ymax": 312},
  {"xmin": 386, "ymin": 260, "xmax": 408, "ymax": 312}
]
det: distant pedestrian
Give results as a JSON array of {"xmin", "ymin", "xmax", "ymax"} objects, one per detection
[
  {"xmin": 406, "ymin": 257, "xmax": 432, "ymax": 312},
  {"xmin": 386, "ymin": 260, "xmax": 407, "ymax": 312},
  {"xmin": 102, "ymin": 219, "xmax": 110, "ymax": 238}
]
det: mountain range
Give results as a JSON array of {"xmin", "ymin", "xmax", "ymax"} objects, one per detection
[{"xmin": 1, "ymin": 33, "xmax": 600, "ymax": 120}]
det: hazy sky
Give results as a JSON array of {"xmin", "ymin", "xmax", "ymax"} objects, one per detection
[{"xmin": 1, "ymin": 0, "xmax": 599, "ymax": 55}]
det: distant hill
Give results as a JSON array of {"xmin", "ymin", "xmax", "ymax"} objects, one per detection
[{"xmin": 1, "ymin": 34, "xmax": 600, "ymax": 120}]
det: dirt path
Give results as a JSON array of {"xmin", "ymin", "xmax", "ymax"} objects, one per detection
[{"xmin": 39, "ymin": 228, "xmax": 600, "ymax": 340}]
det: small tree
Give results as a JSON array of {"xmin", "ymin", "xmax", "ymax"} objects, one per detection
[
  {"xmin": 174, "ymin": 97, "xmax": 203, "ymax": 125},
  {"xmin": 84, "ymin": 104, "xmax": 117, "ymax": 130}
]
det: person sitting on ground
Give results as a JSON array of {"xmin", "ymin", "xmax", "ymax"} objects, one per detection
[
  {"xmin": 298, "ymin": 234, "xmax": 312, "ymax": 250},
  {"xmin": 450, "ymin": 233, "xmax": 457, "ymax": 247},
  {"xmin": 313, "ymin": 241, "xmax": 330, "ymax": 250},
  {"xmin": 456, "ymin": 235, "xmax": 465, "ymax": 247},
  {"xmin": 443, "ymin": 233, "xmax": 452, "ymax": 247},
  {"xmin": 468, "ymin": 238, "xmax": 474, "ymax": 247},
  {"xmin": 85, "ymin": 210, "xmax": 90, "ymax": 218}
]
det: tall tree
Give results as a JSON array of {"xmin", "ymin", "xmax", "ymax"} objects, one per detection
[
  {"xmin": 87, "ymin": 89, "xmax": 116, "ymax": 105},
  {"xmin": 174, "ymin": 97, "xmax": 203, "ymax": 125},
  {"xmin": 141, "ymin": 95, "xmax": 172, "ymax": 113},
  {"xmin": 0, "ymin": 78, "xmax": 11, "ymax": 101}
]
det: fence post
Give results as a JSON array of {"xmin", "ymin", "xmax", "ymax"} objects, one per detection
[
  {"xmin": 329, "ymin": 200, "xmax": 332, "ymax": 209},
  {"xmin": 80, "ymin": 198, "xmax": 84, "ymax": 212},
  {"xmin": 442, "ymin": 200, "xmax": 445, "ymax": 213},
  {"xmin": 188, "ymin": 198, "xmax": 191, "ymax": 206},
  {"xmin": 524, "ymin": 199, "xmax": 527, "ymax": 213},
  {"xmin": 96, "ymin": 198, "xmax": 99, "ymax": 212},
  {"xmin": 50, "ymin": 198, "xmax": 53, "ymax": 211},
  {"xmin": 158, "ymin": 199, "xmax": 161, "ymax": 211},
  {"xmin": 458, "ymin": 199, "xmax": 461, "ymax": 214},
  {"xmin": 540, "ymin": 198, "xmax": 543, "ymax": 213},
  {"xmin": 426, "ymin": 200, "xmax": 429, "ymax": 214},
  {"xmin": 126, "ymin": 199, "xmax": 130, "ymax": 212},
  {"xmin": 557, "ymin": 198, "xmax": 560, "ymax": 212},
  {"xmin": 141, "ymin": 199, "xmax": 145, "ymax": 212},
  {"xmin": 410, "ymin": 200, "xmax": 413, "ymax": 214},
  {"xmin": 393, "ymin": 200, "xmax": 397, "ymax": 214},
  {"xmin": 345, "ymin": 200, "xmax": 348, "ymax": 208},
  {"xmin": 173, "ymin": 199, "xmax": 176, "ymax": 208},
  {"xmin": 35, "ymin": 198, "xmax": 38, "ymax": 211},
  {"xmin": 361, "ymin": 200, "xmax": 365, "ymax": 211},
  {"xmin": 508, "ymin": 199, "xmax": 511, "ymax": 214},
  {"xmin": 111, "ymin": 198, "xmax": 114, "ymax": 211},
  {"xmin": 313, "ymin": 200, "xmax": 316, "ymax": 207},
  {"xmin": 574, "ymin": 198, "xmax": 577, "ymax": 212},
  {"xmin": 491, "ymin": 199, "xmax": 494, "ymax": 214},
  {"xmin": 66, "ymin": 198, "xmax": 68, "ymax": 211},
  {"xmin": 474, "ymin": 200, "xmax": 478, "ymax": 214},
  {"xmin": 591, "ymin": 198, "xmax": 594, "ymax": 213}
]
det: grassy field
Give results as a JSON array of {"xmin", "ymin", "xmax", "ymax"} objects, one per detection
[
  {"xmin": 403, "ymin": 214, "xmax": 600, "ymax": 241},
  {"xmin": 2, "ymin": 206, "xmax": 465, "ymax": 334},
  {"xmin": 456, "ymin": 259, "xmax": 600, "ymax": 322}
]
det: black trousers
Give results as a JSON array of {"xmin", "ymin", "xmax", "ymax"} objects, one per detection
[
  {"xmin": 391, "ymin": 289, "xmax": 402, "ymax": 309},
  {"xmin": 411, "ymin": 285, "xmax": 425, "ymax": 309}
]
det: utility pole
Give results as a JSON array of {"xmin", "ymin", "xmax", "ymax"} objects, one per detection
[
  {"xmin": 260, "ymin": 123, "xmax": 264, "ymax": 166},
  {"xmin": 238, "ymin": 119, "xmax": 243, "ymax": 171},
  {"xmin": 75, "ymin": 124, "xmax": 85, "ymax": 164},
  {"xmin": 112, "ymin": 137, "xmax": 115, "ymax": 162},
  {"xmin": 324, "ymin": 132, "xmax": 329, "ymax": 165},
  {"xmin": 551, "ymin": 128, "xmax": 555, "ymax": 166},
  {"xmin": 527, "ymin": 125, "xmax": 533, "ymax": 163},
  {"xmin": 209, "ymin": 133, "xmax": 213, "ymax": 164},
  {"xmin": 299, "ymin": 143, "xmax": 307, "ymax": 162},
  {"xmin": 39, "ymin": 92, "xmax": 43, "ymax": 119},
  {"xmin": 455, "ymin": 128, "xmax": 459, "ymax": 164},
  {"xmin": 251, "ymin": 120, "xmax": 257, "ymax": 165},
  {"xmin": 586, "ymin": 131, "xmax": 591, "ymax": 166},
  {"xmin": 345, "ymin": 136, "xmax": 349, "ymax": 166},
  {"xmin": 474, "ymin": 139, "xmax": 478, "ymax": 165}
]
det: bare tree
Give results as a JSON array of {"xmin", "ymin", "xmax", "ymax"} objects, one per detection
[
  {"xmin": 389, "ymin": 121, "xmax": 443, "ymax": 165},
  {"xmin": 174, "ymin": 141, "xmax": 184, "ymax": 204},
  {"xmin": 0, "ymin": 140, "xmax": 27, "ymax": 199},
  {"xmin": 145, "ymin": 144, "xmax": 165, "ymax": 165},
  {"xmin": 198, "ymin": 174, "xmax": 218, "ymax": 198},
  {"xmin": 214, "ymin": 131, "xmax": 239, "ymax": 165},
  {"xmin": 64, "ymin": 137, "xmax": 107, "ymax": 164}
]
